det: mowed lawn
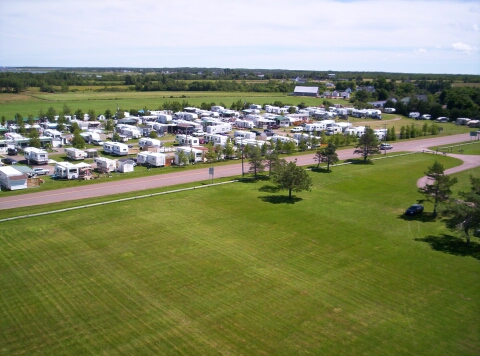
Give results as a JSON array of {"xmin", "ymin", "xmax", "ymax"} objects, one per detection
[{"xmin": 0, "ymin": 154, "xmax": 479, "ymax": 355}]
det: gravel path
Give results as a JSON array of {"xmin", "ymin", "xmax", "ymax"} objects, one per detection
[{"xmin": 416, "ymin": 153, "xmax": 480, "ymax": 188}]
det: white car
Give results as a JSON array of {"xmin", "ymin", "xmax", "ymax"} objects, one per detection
[
  {"xmin": 291, "ymin": 127, "xmax": 303, "ymax": 133},
  {"xmin": 32, "ymin": 167, "xmax": 50, "ymax": 176},
  {"xmin": 380, "ymin": 143, "xmax": 393, "ymax": 150}
]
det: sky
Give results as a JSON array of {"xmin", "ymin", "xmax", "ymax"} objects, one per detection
[{"xmin": 0, "ymin": 0, "xmax": 479, "ymax": 74}]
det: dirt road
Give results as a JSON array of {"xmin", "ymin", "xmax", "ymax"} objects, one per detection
[{"xmin": 0, "ymin": 133, "xmax": 476, "ymax": 210}]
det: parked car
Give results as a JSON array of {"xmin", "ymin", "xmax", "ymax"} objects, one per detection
[
  {"xmin": 291, "ymin": 127, "xmax": 303, "ymax": 133},
  {"xmin": 435, "ymin": 117, "xmax": 449, "ymax": 123},
  {"xmin": 404, "ymin": 204, "xmax": 424, "ymax": 216},
  {"xmin": 250, "ymin": 130, "xmax": 262, "ymax": 136},
  {"xmin": 7, "ymin": 148, "xmax": 18, "ymax": 155},
  {"xmin": 264, "ymin": 129, "xmax": 274, "ymax": 137},
  {"xmin": 32, "ymin": 167, "xmax": 50, "ymax": 176},
  {"xmin": 380, "ymin": 143, "xmax": 393, "ymax": 150},
  {"xmin": 2, "ymin": 158, "xmax": 17, "ymax": 165},
  {"xmin": 417, "ymin": 114, "xmax": 431, "ymax": 120}
]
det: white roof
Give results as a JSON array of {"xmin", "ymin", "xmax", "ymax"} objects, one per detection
[
  {"xmin": 0, "ymin": 166, "xmax": 24, "ymax": 176},
  {"xmin": 294, "ymin": 86, "xmax": 319, "ymax": 94}
]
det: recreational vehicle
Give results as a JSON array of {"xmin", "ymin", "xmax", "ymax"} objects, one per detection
[
  {"xmin": 175, "ymin": 134, "xmax": 200, "ymax": 146},
  {"xmin": 145, "ymin": 152, "xmax": 166, "ymax": 167},
  {"xmin": 65, "ymin": 147, "xmax": 87, "ymax": 160},
  {"xmin": 175, "ymin": 147, "xmax": 204, "ymax": 165},
  {"xmin": 204, "ymin": 133, "xmax": 228, "ymax": 146},
  {"xmin": 103, "ymin": 142, "xmax": 129, "ymax": 156},
  {"xmin": 138, "ymin": 138, "xmax": 162, "ymax": 150},
  {"xmin": 95, "ymin": 157, "xmax": 117, "ymax": 173},
  {"xmin": 24, "ymin": 147, "xmax": 49, "ymax": 165},
  {"xmin": 54, "ymin": 162, "xmax": 81, "ymax": 180},
  {"xmin": 234, "ymin": 131, "xmax": 257, "ymax": 140}
]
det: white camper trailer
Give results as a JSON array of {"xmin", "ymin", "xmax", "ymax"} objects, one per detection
[
  {"xmin": 95, "ymin": 157, "xmax": 117, "ymax": 173},
  {"xmin": 24, "ymin": 147, "xmax": 49, "ymax": 165},
  {"xmin": 145, "ymin": 152, "xmax": 166, "ymax": 167},
  {"xmin": 54, "ymin": 162, "xmax": 81, "ymax": 179},
  {"xmin": 234, "ymin": 131, "xmax": 257, "ymax": 140},
  {"xmin": 65, "ymin": 147, "xmax": 87, "ymax": 160},
  {"xmin": 175, "ymin": 147, "xmax": 204, "ymax": 165},
  {"xmin": 235, "ymin": 119, "xmax": 255, "ymax": 129},
  {"xmin": 175, "ymin": 134, "xmax": 200, "ymax": 146},
  {"xmin": 0, "ymin": 166, "xmax": 28, "ymax": 190},
  {"xmin": 103, "ymin": 141, "xmax": 129, "ymax": 156},
  {"xmin": 138, "ymin": 138, "xmax": 162, "ymax": 150},
  {"xmin": 204, "ymin": 133, "xmax": 228, "ymax": 146},
  {"xmin": 206, "ymin": 123, "xmax": 232, "ymax": 134}
]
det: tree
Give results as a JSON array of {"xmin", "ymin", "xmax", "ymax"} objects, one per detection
[
  {"xmin": 87, "ymin": 109, "xmax": 96, "ymax": 121},
  {"xmin": 353, "ymin": 127, "xmax": 380, "ymax": 163},
  {"xmin": 62, "ymin": 103, "xmax": 71, "ymax": 116},
  {"xmin": 104, "ymin": 119, "xmax": 115, "ymax": 133},
  {"xmin": 46, "ymin": 106, "xmax": 57, "ymax": 122},
  {"xmin": 223, "ymin": 140, "xmax": 235, "ymax": 159},
  {"xmin": 1, "ymin": 116, "xmax": 6, "ymax": 126},
  {"xmin": 104, "ymin": 108, "xmax": 113, "ymax": 119},
  {"xmin": 440, "ymin": 176, "xmax": 480, "ymax": 246},
  {"xmin": 314, "ymin": 142, "xmax": 339, "ymax": 171},
  {"xmin": 28, "ymin": 128, "xmax": 41, "ymax": 148},
  {"xmin": 176, "ymin": 149, "xmax": 189, "ymax": 166},
  {"xmin": 271, "ymin": 159, "xmax": 313, "ymax": 200},
  {"xmin": 418, "ymin": 161, "xmax": 458, "ymax": 217},
  {"xmin": 247, "ymin": 146, "xmax": 265, "ymax": 178},
  {"xmin": 74, "ymin": 109, "xmax": 84, "ymax": 121},
  {"xmin": 265, "ymin": 150, "xmax": 280, "ymax": 175},
  {"xmin": 112, "ymin": 132, "xmax": 121, "ymax": 142},
  {"xmin": 149, "ymin": 130, "xmax": 158, "ymax": 139},
  {"xmin": 71, "ymin": 130, "xmax": 86, "ymax": 149}
]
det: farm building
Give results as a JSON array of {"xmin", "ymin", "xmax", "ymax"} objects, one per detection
[{"xmin": 293, "ymin": 86, "xmax": 319, "ymax": 97}]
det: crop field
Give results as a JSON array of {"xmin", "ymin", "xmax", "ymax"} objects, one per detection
[{"xmin": 1, "ymin": 154, "xmax": 479, "ymax": 355}]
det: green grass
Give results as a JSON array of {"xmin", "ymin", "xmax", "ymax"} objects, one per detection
[
  {"xmin": 1, "ymin": 154, "xmax": 479, "ymax": 355},
  {"xmin": 428, "ymin": 140, "xmax": 480, "ymax": 155}
]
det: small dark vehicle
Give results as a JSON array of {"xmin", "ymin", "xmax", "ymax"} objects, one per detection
[
  {"xmin": 405, "ymin": 204, "xmax": 424, "ymax": 216},
  {"xmin": 7, "ymin": 148, "xmax": 18, "ymax": 155},
  {"xmin": 2, "ymin": 158, "xmax": 17, "ymax": 165}
]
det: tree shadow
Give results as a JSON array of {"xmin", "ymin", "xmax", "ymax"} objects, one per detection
[
  {"xmin": 311, "ymin": 167, "xmax": 332, "ymax": 173},
  {"xmin": 415, "ymin": 234, "xmax": 480, "ymax": 260},
  {"xmin": 344, "ymin": 158, "xmax": 372, "ymax": 165},
  {"xmin": 258, "ymin": 185, "xmax": 281, "ymax": 193},
  {"xmin": 238, "ymin": 176, "xmax": 269, "ymax": 183},
  {"xmin": 398, "ymin": 212, "xmax": 438, "ymax": 222},
  {"xmin": 259, "ymin": 195, "xmax": 303, "ymax": 204}
]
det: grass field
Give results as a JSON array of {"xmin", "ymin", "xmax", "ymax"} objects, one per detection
[
  {"xmin": 429, "ymin": 140, "xmax": 480, "ymax": 155},
  {"xmin": 1, "ymin": 154, "xmax": 479, "ymax": 355}
]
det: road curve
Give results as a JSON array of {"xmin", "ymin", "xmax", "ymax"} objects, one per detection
[{"xmin": 0, "ymin": 133, "xmax": 475, "ymax": 210}]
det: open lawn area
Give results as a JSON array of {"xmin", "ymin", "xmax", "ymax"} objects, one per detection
[
  {"xmin": 1, "ymin": 154, "xmax": 479, "ymax": 355},
  {"xmin": 429, "ymin": 140, "xmax": 480, "ymax": 155}
]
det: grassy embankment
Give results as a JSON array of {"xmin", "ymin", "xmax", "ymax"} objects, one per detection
[{"xmin": 1, "ymin": 154, "xmax": 479, "ymax": 355}]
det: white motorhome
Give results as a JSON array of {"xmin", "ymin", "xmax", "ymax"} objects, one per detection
[
  {"xmin": 409, "ymin": 112, "xmax": 420, "ymax": 118},
  {"xmin": 136, "ymin": 152, "xmax": 150, "ymax": 165},
  {"xmin": 65, "ymin": 147, "xmax": 87, "ymax": 160},
  {"xmin": 235, "ymin": 138, "xmax": 267, "ymax": 148},
  {"xmin": 24, "ymin": 147, "xmax": 49, "ymax": 165},
  {"xmin": 326, "ymin": 126, "xmax": 343, "ymax": 135},
  {"xmin": 138, "ymin": 138, "xmax": 162, "ymax": 150}
]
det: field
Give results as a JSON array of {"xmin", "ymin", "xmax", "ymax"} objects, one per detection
[
  {"xmin": 429, "ymin": 140, "xmax": 480, "ymax": 155},
  {"xmin": 1, "ymin": 154, "xmax": 479, "ymax": 355}
]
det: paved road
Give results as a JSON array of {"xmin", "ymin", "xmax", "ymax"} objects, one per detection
[{"xmin": 0, "ymin": 133, "xmax": 476, "ymax": 210}]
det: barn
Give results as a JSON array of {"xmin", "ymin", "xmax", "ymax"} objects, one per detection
[{"xmin": 293, "ymin": 86, "xmax": 319, "ymax": 97}]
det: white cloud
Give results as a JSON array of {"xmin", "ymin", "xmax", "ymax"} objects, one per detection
[
  {"xmin": 415, "ymin": 48, "xmax": 427, "ymax": 54},
  {"xmin": 451, "ymin": 42, "xmax": 476, "ymax": 54},
  {"xmin": 473, "ymin": 24, "xmax": 479, "ymax": 32}
]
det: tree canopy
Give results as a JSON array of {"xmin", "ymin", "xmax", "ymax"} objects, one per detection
[
  {"xmin": 353, "ymin": 127, "xmax": 380, "ymax": 163},
  {"xmin": 418, "ymin": 161, "xmax": 458, "ymax": 217},
  {"xmin": 271, "ymin": 159, "xmax": 313, "ymax": 199}
]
